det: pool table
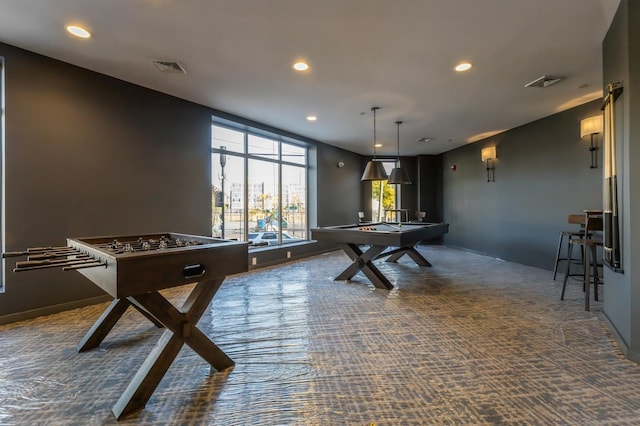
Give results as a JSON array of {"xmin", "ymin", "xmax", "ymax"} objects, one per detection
[{"xmin": 311, "ymin": 222, "xmax": 449, "ymax": 289}]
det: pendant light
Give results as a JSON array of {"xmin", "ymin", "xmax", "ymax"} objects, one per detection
[
  {"xmin": 361, "ymin": 106, "xmax": 388, "ymax": 181},
  {"xmin": 387, "ymin": 121, "xmax": 412, "ymax": 184}
]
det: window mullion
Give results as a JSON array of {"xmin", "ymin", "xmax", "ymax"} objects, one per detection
[
  {"xmin": 278, "ymin": 141, "xmax": 283, "ymax": 244},
  {"xmin": 243, "ymin": 132, "xmax": 249, "ymax": 240}
]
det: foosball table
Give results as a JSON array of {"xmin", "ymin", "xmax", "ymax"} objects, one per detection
[{"xmin": 3, "ymin": 232, "xmax": 248, "ymax": 419}]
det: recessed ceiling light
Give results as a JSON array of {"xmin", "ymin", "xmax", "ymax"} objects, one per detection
[
  {"xmin": 374, "ymin": 143, "xmax": 383, "ymax": 148},
  {"xmin": 417, "ymin": 137, "xmax": 432, "ymax": 143},
  {"xmin": 66, "ymin": 25, "xmax": 91, "ymax": 39},
  {"xmin": 306, "ymin": 115, "xmax": 317, "ymax": 121},
  {"xmin": 293, "ymin": 62, "xmax": 309, "ymax": 71},
  {"xmin": 455, "ymin": 62, "xmax": 472, "ymax": 72}
]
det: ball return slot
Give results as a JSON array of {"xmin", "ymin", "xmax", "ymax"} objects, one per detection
[{"xmin": 183, "ymin": 263, "xmax": 206, "ymax": 279}]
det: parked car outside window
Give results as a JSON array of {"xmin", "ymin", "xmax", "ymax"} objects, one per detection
[{"xmin": 248, "ymin": 232, "xmax": 303, "ymax": 246}]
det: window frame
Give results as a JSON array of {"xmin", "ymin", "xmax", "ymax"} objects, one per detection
[
  {"xmin": 371, "ymin": 160, "xmax": 400, "ymax": 222},
  {"xmin": 1, "ymin": 57, "xmax": 5, "ymax": 291},
  {"xmin": 211, "ymin": 119, "xmax": 309, "ymax": 248}
]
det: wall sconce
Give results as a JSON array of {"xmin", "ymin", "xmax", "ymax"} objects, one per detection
[
  {"xmin": 580, "ymin": 115, "xmax": 603, "ymax": 168},
  {"xmin": 481, "ymin": 146, "xmax": 496, "ymax": 182},
  {"xmin": 337, "ymin": 159, "xmax": 345, "ymax": 168}
]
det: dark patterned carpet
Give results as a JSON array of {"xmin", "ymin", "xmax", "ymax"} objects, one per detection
[{"xmin": 1, "ymin": 245, "xmax": 638, "ymax": 425}]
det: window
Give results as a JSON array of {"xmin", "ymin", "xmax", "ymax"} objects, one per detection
[
  {"xmin": 371, "ymin": 161, "xmax": 398, "ymax": 222},
  {"xmin": 212, "ymin": 120, "xmax": 308, "ymax": 248},
  {"xmin": 1, "ymin": 57, "xmax": 4, "ymax": 291}
]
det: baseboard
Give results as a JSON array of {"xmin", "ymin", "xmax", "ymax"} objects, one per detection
[
  {"xmin": 602, "ymin": 312, "xmax": 640, "ymax": 363},
  {"xmin": 0, "ymin": 294, "xmax": 111, "ymax": 325},
  {"xmin": 248, "ymin": 244, "xmax": 336, "ymax": 270}
]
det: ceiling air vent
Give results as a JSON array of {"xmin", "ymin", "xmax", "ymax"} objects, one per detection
[
  {"xmin": 152, "ymin": 60, "xmax": 186, "ymax": 74},
  {"xmin": 525, "ymin": 75, "xmax": 562, "ymax": 88}
]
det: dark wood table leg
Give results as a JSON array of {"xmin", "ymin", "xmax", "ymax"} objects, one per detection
[
  {"xmin": 77, "ymin": 298, "xmax": 130, "ymax": 352},
  {"xmin": 127, "ymin": 297, "xmax": 165, "ymax": 328},
  {"xmin": 131, "ymin": 279, "xmax": 234, "ymax": 370},
  {"xmin": 584, "ymin": 244, "xmax": 591, "ymax": 311},
  {"xmin": 335, "ymin": 243, "xmax": 393, "ymax": 289},
  {"xmin": 591, "ymin": 244, "xmax": 600, "ymax": 301},
  {"xmin": 385, "ymin": 246, "xmax": 432, "ymax": 267},
  {"xmin": 111, "ymin": 278, "xmax": 232, "ymax": 420},
  {"xmin": 77, "ymin": 297, "xmax": 165, "ymax": 352},
  {"xmin": 111, "ymin": 329, "xmax": 184, "ymax": 420}
]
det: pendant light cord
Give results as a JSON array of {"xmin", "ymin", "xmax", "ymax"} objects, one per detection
[
  {"xmin": 396, "ymin": 121, "xmax": 402, "ymax": 165},
  {"xmin": 372, "ymin": 106, "xmax": 379, "ymax": 160}
]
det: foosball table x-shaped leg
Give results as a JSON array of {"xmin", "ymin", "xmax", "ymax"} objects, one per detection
[
  {"xmin": 335, "ymin": 243, "xmax": 393, "ymax": 289},
  {"xmin": 78, "ymin": 278, "xmax": 233, "ymax": 420},
  {"xmin": 77, "ymin": 298, "xmax": 164, "ymax": 352}
]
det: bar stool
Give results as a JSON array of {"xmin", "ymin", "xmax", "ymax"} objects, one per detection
[
  {"xmin": 553, "ymin": 214, "xmax": 587, "ymax": 280},
  {"xmin": 560, "ymin": 215, "xmax": 603, "ymax": 311},
  {"xmin": 414, "ymin": 211, "xmax": 427, "ymax": 222}
]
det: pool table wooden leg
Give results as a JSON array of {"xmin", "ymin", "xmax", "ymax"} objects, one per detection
[
  {"xmin": 336, "ymin": 243, "xmax": 393, "ymax": 289},
  {"xmin": 385, "ymin": 246, "xmax": 432, "ymax": 267}
]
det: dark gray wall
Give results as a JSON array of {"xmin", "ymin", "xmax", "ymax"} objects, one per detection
[
  {"xmin": 396, "ymin": 156, "xmax": 419, "ymax": 219},
  {"xmin": 316, "ymin": 144, "xmax": 363, "ymax": 226},
  {"xmin": 602, "ymin": 0, "xmax": 640, "ymax": 362},
  {"xmin": 0, "ymin": 42, "xmax": 362, "ymax": 322},
  {"xmin": 441, "ymin": 100, "xmax": 603, "ymax": 270},
  {"xmin": 417, "ymin": 155, "xmax": 443, "ymax": 222},
  {"xmin": 0, "ymin": 42, "xmax": 214, "ymax": 320}
]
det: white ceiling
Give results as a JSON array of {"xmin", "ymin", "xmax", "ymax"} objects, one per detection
[{"xmin": 0, "ymin": 0, "xmax": 620, "ymax": 156}]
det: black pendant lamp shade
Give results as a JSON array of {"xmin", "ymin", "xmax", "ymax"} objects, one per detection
[
  {"xmin": 361, "ymin": 107, "xmax": 389, "ymax": 181},
  {"xmin": 388, "ymin": 165, "xmax": 411, "ymax": 184},
  {"xmin": 387, "ymin": 121, "xmax": 411, "ymax": 184},
  {"xmin": 362, "ymin": 160, "xmax": 388, "ymax": 181}
]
